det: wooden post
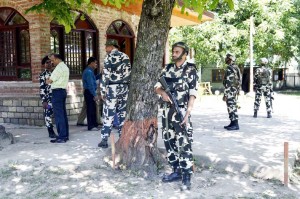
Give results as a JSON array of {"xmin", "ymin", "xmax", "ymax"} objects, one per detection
[
  {"xmin": 284, "ymin": 142, "xmax": 289, "ymax": 186},
  {"xmin": 111, "ymin": 133, "xmax": 115, "ymax": 169}
]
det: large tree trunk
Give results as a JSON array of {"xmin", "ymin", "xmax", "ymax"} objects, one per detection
[{"xmin": 112, "ymin": 0, "xmax": 176, "ymax": 176}]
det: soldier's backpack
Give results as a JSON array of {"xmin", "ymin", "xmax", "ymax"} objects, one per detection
[
  {"xmin": 229, "ymin": 65, "xmax": 242, "ymax": 88},
  {"xmin": 259, "ymin": 67, "xmax": 271, "ymax": 85}
]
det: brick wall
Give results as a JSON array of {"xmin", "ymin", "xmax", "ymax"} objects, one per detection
[{"xmin": 0, "ymin": 0, "xmax": 140, "ymax": 126}]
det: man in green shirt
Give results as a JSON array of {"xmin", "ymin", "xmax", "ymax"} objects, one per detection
[{"xmin": 46, "ymin": 54, "xmax": 70, "ymax": 143}]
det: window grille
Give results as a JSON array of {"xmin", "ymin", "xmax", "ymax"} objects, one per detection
[
  {"xmin": 65, "ymin": 31, "xmax": 82, "ymax": 76},
  {"xmin": 50, "ymin": 30, "xmax": 60, "ymax": 54},
  {"xmin": 0, "ymin": 7, "xmax": 29, "ymax": 80},
  {"xmin": 212, "ymin": 69, "xmax": 225, "ymax": 83},
  {"xmin": 0, "ymin": 29, "xmax": 17, "ymax": 77}
]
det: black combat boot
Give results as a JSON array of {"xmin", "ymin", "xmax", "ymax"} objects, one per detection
[
  {"xmin": 162, "ymin": 168, "xmax": 182, "ymax": 182},
  {"xmin": 253, "ymin": 111, "xmax": 257, "ymax": 118},
  {"xmin": 180, "ymin": 173, "xmax": 191, "ymax": 191},
  {"xmin": 267, "ymin": 112, "xmax": 272, "ymax": 118},
  {"xmin": 224, "ymin": 121, "xmax": 233, "ymax": 129},
  {"xmin": 98, "ymin": 138, "xmax": 108, "ymax": 148},
  {"xmin": 48, "ymin": 128, "xmax": 57, "ymax": 138},
  {"xmin": 226, "ymin": 120, "xmax": 239, "ymax": 131}
]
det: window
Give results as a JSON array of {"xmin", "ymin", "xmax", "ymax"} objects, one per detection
[
  {"xmin": 0, "ymin": 7, "xmax": 30, "ymax": 81},
  {"xmin": 212, "ymin": 69, "xmax": 225, "ymax": 83},
  {"xmin": 106, "ymin": 20, "xmax": 135, "ymax": 64},
  {"xmin": 50, "ymin": 30, "xmax": 60, "ymax": 54},
  {"xmin": 273, "ymin": 69, "xmax": 284, "ymax": 81},
  {"xmin": 50, "ymin": 13, "xmax": 97, "ymax": 79}
]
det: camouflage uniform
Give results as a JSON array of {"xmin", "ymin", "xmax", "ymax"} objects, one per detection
[
  {"xmin": 100, "ymin": 49, "xmax": 131, "ymax": 140},
  {"xmin": 39, "ymin": 69, "xmax": 55, "ymax": 134},
  {"xmin": 156, "ymin": 61, "xmax": 198, "ymax": 175},
  {"xmin": 254, "ymin": 66, "xmax": 273, "ymax": 115},
  {"xmin": 223, "ymin": 63, "xmax": 241, "ymax": 122}
]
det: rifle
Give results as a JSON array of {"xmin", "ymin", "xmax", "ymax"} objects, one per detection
[{"xmin": 159, "ymin": 76, "xmax": 189, "ymax": 138}]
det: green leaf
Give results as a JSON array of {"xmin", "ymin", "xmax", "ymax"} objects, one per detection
[
  {"xmin": 80, "ymin": 15, "xmax": 86, "ymax": 20},
  {"xmin": 180, "ymin": 5, "xmax": 186, "ymax": 14},
  {"xmin": 65, "ymin": 24, "xmax": 72, "ymax": 33},
  {"xmin": 101, "ymin": 0, "xmax": 109, "ymax": 5},
  {"xmin": 209, "ymin": 0, "xmax": 220, "ymax": 10},
  {"xmin": 115, "ymin": 0, "xmax": 122, "ymax": 9},
  {"xmin": 226, "ymin": 0, "xmax": 234, "ymax": 10}
]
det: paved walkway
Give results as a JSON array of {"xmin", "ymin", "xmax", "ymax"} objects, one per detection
[
  {"xmin": 177, "ymin": 93, "xmax": 300, "ymax": 182},
  {"xmin": 1, "ymin": 93, "xmax": 300, "ymax": 196}
]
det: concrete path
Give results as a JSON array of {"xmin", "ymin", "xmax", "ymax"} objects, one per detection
[
  {"xmin": 0, "ymin": 93, "xmax": 300, "ymax": 198},
  {"xmin": 178, "ymin": 93, "xmax": 300, "ymax": 183}
]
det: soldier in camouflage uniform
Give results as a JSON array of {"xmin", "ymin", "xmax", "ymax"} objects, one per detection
[
  {"xmin": 253, "ymin": 58, "xmax": 273, "ymax": 118},
  {"xmin": 155, "ymin": 42, "xmax": 198, "ymax": 191},
  {"xmin": 39, "ymin": 56, "xmax": 56, "ymax": 138},
  {"xmin": 98, "ymin": 39, "xmax": 131, "ymax": 148},
  {"xmin": 223, "ymin": 53, "xmax": 242, "ymax": 131}
]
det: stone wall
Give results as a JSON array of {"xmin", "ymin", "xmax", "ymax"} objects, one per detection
[
  {"xmin": 0, "ymin": 95, "xmax": 84, "ymax": 126},
  {"xmin": 0, "ymin": 80, "xmax": 84, "ymax": 126}
]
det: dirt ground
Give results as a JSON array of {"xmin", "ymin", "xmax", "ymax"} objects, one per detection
[{"xmin": 0, "ymin": 93, "xmax": 300, "ymax": 199}]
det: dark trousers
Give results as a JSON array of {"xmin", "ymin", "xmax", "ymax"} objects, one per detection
[
  {"xmin": 52, "ymin": 89, "xmax": 69, "ymax": 139},
  {"xmin": 84, "ymin": 89, "xmax": 98, "ymax": 130}
]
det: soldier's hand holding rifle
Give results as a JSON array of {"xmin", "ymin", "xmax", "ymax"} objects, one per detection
[{"xmin": 161, "ymin": 91, "xmax": 172, "ymax": 104}]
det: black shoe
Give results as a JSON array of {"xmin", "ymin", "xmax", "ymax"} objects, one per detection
[
  {"xmin": 77, "ymin": 123, "xmax": 87, "ymax": 126},
  {"xmin": 267, "ymin": 112, "xmax": 272, "ymax": 118},
  {"xmin": 253, "ymin": 111, "xmax": 257, "ymax": 118},
  {"xmin": 181, "ymin": 173, "xmax": 191, "ymax": 191},
  {"xmin": 227, "ymin": 120, "xmax": 239, "ymax": 131},
  {"xmin": 224, "ymin": 121, "xmax": 233, "ymax": 129},
  {"xmin": 50, "ymin": 138, "xmax": 67, "ymax": 143},
  {"xmin": 162, "ymin": 169, "xmax": 182, "ymax": 182},
  {"xmin": 48, "ymin": 128, "xmax": 57, "ymax": 138},
  {"xmin": 98, "ymin": 139, "xmax": 108, "ymax": 148}
]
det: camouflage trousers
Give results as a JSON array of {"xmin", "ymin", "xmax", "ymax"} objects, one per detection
[
  {"xmin": 44, "ymin": 102, "xmax": 54, "ymax": 130},
  {"xmin": 162, "ymin": 106, "xmax": 194, "ymax": 174},
  {"xmin": 254, "ymin": 85, "xmax": 272, "ymax": 113},
  {"xmin": 226, "ymin": 87, "xmax": 239, "ymax": 121},
  {"xmin": 101, "ymin": 84, "xmax": 128, "ymax": 139}
]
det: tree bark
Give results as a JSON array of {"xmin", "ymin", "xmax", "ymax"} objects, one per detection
[{"xmin": 112, "ymin": 0, "xmax": 176, "ymax": 176}]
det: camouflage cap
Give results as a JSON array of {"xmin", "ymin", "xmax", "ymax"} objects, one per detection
[
  {"xmin": 260, "ymin": 57, "xmax": 268, "ymax": 65},
  {"xmin": 172, "ymin": 41, "xmax": 189, "ymax": 55},
  {"xmin": 105, "ymin": 39, "xmax": 120, "ymax": 48},
  {"xmin": 226, "ymin": 53, "xmax": 236, "ymax": 61}
]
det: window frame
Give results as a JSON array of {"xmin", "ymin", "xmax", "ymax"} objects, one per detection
[
  {"xmin": 211, "ymin": 68, "xmax": 225, "ymax": 83},
  {"xmin": 50, "ymin": 14, "xmax": 98, "ymax": 79},
  {"xmin": 0, "ymin": 7, "xmax": 30, "ymax": 81}
]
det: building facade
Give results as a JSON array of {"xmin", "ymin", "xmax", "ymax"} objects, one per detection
[{"xmin": 0, "ymin": 0, "xmax": 213, "ymax": 125}]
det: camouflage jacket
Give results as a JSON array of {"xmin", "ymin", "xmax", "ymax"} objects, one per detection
[
  {"xmin": 39, "ymin": 69, "xmax": 52, "ymax": 103},
  {"xmin": 254, "ymin": 66, "xmax": 272, "ymax": 88},
  {"xmin": 223, "ymin": 64, "xmax": 242, "ymax": 97},
  {"xmin": 100, "ymin": 49, "xmax": 131, "ymax": 96},
  {"xmin": 155, "ymin": 61, "xmax": 199, "ymax": 106}
]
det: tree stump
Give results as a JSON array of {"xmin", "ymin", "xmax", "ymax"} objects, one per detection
[{"xmin": 0, "ymin": 125, "xmax": 15, "ymax": 150}]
